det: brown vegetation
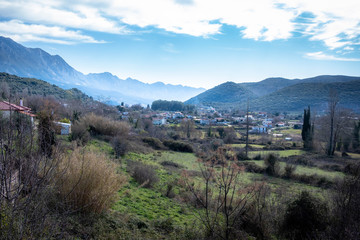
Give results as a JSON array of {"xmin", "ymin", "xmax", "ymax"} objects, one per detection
[{"xmin": 55, "ymin": 148, "xmax": 127, "ymax": 213}]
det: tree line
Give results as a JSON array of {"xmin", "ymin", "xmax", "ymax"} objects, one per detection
[{"xmin": 151, "ymin": 99, "xmax": 195, "ymax": 112}]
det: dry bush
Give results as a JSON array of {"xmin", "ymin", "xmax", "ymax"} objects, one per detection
[
  {"xmin": 111, "ymin": 136, "xmax": 129, "ymax": 158},
  {"xmin": 83, "ymin": 113, "xmax": 130, "ymax": 137},
  {"xmin": 142, "ymin": 137, "xmax": 165, "ymax": 150},
  {"xmin": 127, "ymin": 160, "xmax": 159, "ymax": 188},
  {"xmin": 70, "ymin": 120, "xmax": 90, "ymax": 144},
  {"xmin": 55, "ymin": 148, "xmax": 127, "ymax": 213}
]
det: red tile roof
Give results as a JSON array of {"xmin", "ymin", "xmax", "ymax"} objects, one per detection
[{"xmin": 0, "ymin": 101, "xmax": 35, "ymax": 116}]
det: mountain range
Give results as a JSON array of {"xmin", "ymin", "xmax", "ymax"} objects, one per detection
[
  {"xmin": 186, "ymin": 76, "xmax": 360, "ymax": 112},
  {"xmin": 0, "ymin": 36, "xmax": 205, "ymax": 105},
  {"xmin": 1, "ymin": 36, "xmax": 360, "ymax": 112}
]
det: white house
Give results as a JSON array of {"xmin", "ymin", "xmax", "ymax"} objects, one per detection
[
  {"xmin": 251, "ymin": 126, "xmax": 268, "ymax": 133},
  {"xmin": 276, "ymin": 122, "xmax": 285, "ymax": 127},
  {"xmin": 55, "ymin": 122, "xmax": 72, "ymax": 135},
  {"xmin": 152, "ymin": 118, "xmax": 166, "ymax": 125}
]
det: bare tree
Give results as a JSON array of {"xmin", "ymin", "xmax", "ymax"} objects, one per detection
[
  {"xmin": 0, "ymin": 81, "xmax": 10, "ymax": 100},
  {"xmin": 327, "ymin": 89, "xmax": 339, "ymax": 155},
  {"xmin": 245, "ymin": 100, "xmax": 250, "ymax": 157},
  {"xmin": 0, "ymin": 107, "xmax": 61, "ymax": 238},
  {"xmin": 182, "ymin": 147, "xmax": 255, "ymax": 239}
]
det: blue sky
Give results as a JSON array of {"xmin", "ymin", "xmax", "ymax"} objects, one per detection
[{"xmin": 0, "ymin": 0, "xmax": 360, "ymax": 89}]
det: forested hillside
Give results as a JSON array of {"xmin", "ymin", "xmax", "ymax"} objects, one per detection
[
  {"xmin": 186, "ymin": 76, "xmax": 360, "ymax": 112},
  {"xmin": 0, "ymin": 72, "xmax": 93, "ymax": 103},
  {"xmin": 185, "ymin": 81, "xmax": 255, "ymax": 105}
]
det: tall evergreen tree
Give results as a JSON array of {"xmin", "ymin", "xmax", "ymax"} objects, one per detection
[
  {"xmin": 302, "ymin": 106, "xmax": 313, "ymax": 149},
  {"xmin": 353, "ymin": 120, "xmax": 360, "ymax": 150}
]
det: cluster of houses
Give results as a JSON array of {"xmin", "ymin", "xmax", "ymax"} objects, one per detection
[
  {"xmin": 118, "ymin": 104, "xmax": 303, "ymax": 136},
  {"xmin": 1, "ymin": 98, "xmax": 303, "ymax": 138}
]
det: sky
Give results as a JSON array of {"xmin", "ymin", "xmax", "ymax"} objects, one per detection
[{"xmin": 0, "ymin": 0, "xmax": 360, "ymax": 89}]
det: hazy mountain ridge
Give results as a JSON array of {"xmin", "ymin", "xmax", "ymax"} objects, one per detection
[
  {"xmin": 0, "ymin": 36, "xmax": 205, "ymax": 105},
  {"xmin": 187, "ymin": 76, "xmax": 360, "ymax": 112}
]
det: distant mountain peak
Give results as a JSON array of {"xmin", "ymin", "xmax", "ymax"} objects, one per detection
[{"xmin": 0, "ymin": 36, "xmax": 205, "ymax": 105}]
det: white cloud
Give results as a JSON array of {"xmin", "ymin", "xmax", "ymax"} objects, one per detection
[
  {"xmin": 0, "ymin": 20, "xmax": 105, "ymax": 44},
  {"xmin": 344, "ymin": 46, "xmax": 354, "ymax": 51},
  {"xmin": 305, "ymin": 51, "xmax": 360, "ymax": 61},
  {"xmin": 0, "ymin": 0, "xmax": 359, "ymax": 50},
  {"xmin": 0, "ymin": 0, "xmax": 128, "ymax": 34},
  {"xmin": 281, "ymin": 0, "xmax": 360, "ymax": 49}
]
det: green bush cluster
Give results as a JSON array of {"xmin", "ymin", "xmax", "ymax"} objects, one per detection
[{"xmin": 163, "ymin": 140, "xmax": 194, "ymax": 153}]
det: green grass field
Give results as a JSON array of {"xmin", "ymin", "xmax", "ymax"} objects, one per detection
[
  {"xmin": 245, "ymin": 160, "xmax": 344, "ymax": 180},
  {"xmin": 230, "ymin": 143, "xmax": 266, "ymax": 149},
  {"xmin": 82, "ymin": 138, "xmax": 348, "ymax": 235},
  {"xmin": 248, "ymin": 149, "xmax": 306, "ymax": 158}
]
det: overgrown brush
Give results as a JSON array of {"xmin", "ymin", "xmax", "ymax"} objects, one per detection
[
  {"xmin": 163, "ymin": 140, "xmax": 194, "ymax": 153},
  {"xmin": 71, "ymin": 113, "xmax": 130, "ymax": 141},
  {"xmin": 127, "ymin": 160, "xmax": 159, "ymax": 188},
  {"xmin": 142, "ymin": 137, "xmax": 164, "ymax": 150},
  {"xmin": 55, "ymin": 148, "xmax": 127, "ymax": 213}
]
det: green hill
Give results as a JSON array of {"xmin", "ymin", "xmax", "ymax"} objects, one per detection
[
  {"xmin": 240, "ymin": 75, "xmax": 360, "ymax": 97},
  {"xmin": 0, "ymin": 72, "xmax": 93, "ymax": 103},
  {"xmin": 185, "ymin": 75, "xmax": 360, "ymax": 112},
  {"xmin": 185, "ymin": 81, "xmax": 255, "ymax": 105},
  {"xmin": 241, "ymin": 77, "xmax": 295, "ymax": 97},
  {"xmin": 249, "ymin": 80, "xmax": 360, "ymax": 112}
]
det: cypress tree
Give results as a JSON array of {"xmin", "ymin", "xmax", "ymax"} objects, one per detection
[
  {"xmin": 353, "ymin": 121, "xmax": 360, "ymax": 150},
  {"xmin": 302, "ymin": 106, "xmax": 313, "ymax": 149}
]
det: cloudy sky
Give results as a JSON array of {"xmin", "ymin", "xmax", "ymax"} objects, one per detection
[{"xmin": 1, "ymin": 0, "xmax": 360, "ymax": 89}]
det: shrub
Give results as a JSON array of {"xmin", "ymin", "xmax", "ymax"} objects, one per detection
[
  {"xmin": 236, "ymin": 151, "xmax": 249, "ymax": 161},
  {"xmin": 332, "ymin": 163, "xmax": 360, "ymax": 239},
  {"xmin": 160, "ymin": 161, "xmax": 182, "ymax": 168},
  {"xmin": 242, "ymin": 162, "xmax": 265, "ymax": 173},
  {"xmin": 253, "ymin": 154, "xmax": 262, "ymax": 160},
  {"xmin": 111, "ymin": 136, "xmax": 129, "ymax": 158},
  {"xmin": 142, "ymin": 137, "xmax": 164, "ymax": 150},
  {"xmin": 264, "ymin": 154, "xmax": 280, "ymax": 176},
  {"xmin": 55, "ymin": 148, "xmax": 126, "ymax": 213},
  {"xmin": 163, "ymin": 140, "xmax": 194, "ymax": 153},
  {"xmin": 127, "ymin": 160, "xmax": 159, "ymax": 188},
  {"xmin": 283, "ymin": 164, "xmax": 296, "ymax": 179},
  {"xmin": 37, "ymin": 110, "xmax": 57, "ymax": 156},
  {"xmin": 210, "ymin": 139, "xmax": 223, "ymax": 151},
  {"xmin": 281, "ymin": 191, "xmax": 329, "ymax": 240},
  {"xmin": 70, "ymin": 121, "xmax": 90, "ymax": 144},
  {"xmin": 83, "ymin": 113, "xmax": 130, "ymax": 137},
  {"xmin": 59, "ymin": 118, "xmax": 71, "ymax": 124},
  {"xmin": 153, "ymin": 218, "xmax": 174, "ymax": 234}
]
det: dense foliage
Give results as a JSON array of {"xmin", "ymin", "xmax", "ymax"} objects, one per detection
[{"xmin": 151, "ymin": 99, "xmax": 195, "ymax": 111}]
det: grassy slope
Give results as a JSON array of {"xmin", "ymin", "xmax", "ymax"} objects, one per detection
[{"xmin": 84, "ymin": 138, "xmax": 354, "ymax": 235}]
